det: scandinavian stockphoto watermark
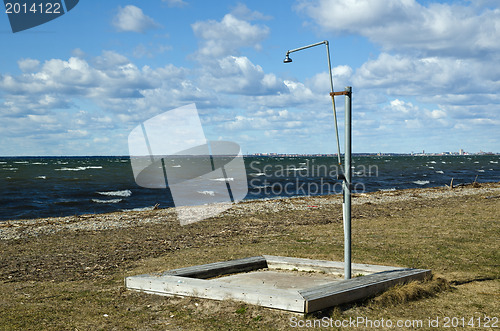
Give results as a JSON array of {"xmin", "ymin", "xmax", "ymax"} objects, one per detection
[
  {"xmin": 4, "ymin": 0, "xmax": 80, "ymax": 33},
  {"xmin": 128, "ymin": 103, "xmax": 248, "ymax": 226},
  {"xmin": 289, "ymin": 315, "xmax": 499, "ymax": 329},
  {"xmin": 248, "ymin": 159, "xmax": 378, "ymax": 197}
]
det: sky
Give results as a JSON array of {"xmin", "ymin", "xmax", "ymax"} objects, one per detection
[{"xmin": 0, "ymin": 0, "xmax": 499, "ymax": 156}]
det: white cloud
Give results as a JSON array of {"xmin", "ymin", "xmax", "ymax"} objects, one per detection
[
  {"xmin": 192, "ymin": 14, "xmax": 269, "ymax": 58},
  {"xmin": 231, "ymin": 3, "xmax": 272, "ymax": 21},
  {"xmin": 0, "ymin": 51, "xmax": 197, "ymax": 140},
  {"xmin": 67, "ymin": 129, "xmax": 89, "ymax": 137},
  {"xmin": 132, "ymin": 43, "xmax": 172, "ymax": 58},
  {"xmin": 223, "ymin": 109, "xmax": 297, "ymax": 130},
  {"xmin": 296, "ymin": 0, "xmax": 500, "ymax": 57},
  {"xmin": 27, "ymin": 114, "xmax": 57, "ymax": 123},
  {"xmin": 307, "ymin": 65, "xmax": 353, "ymax": 94},
  {"xmin": 428, "ymin": 109, "xmax": 446, "ymax": 119},
  {"xmin": 93, "ymin": 50, "xmax": 129, "ymax": 69},
  {"xmin": 93, "ymin": 137, "xmax": 110, "ymax": 143},
  {"xmin": 199, "ymin": 56, "xmax": 286, "ymax": 95},
  {"xmin": 390, "ymin": 99, "xmax": 413, "ymax": 114},
  {"xmin": 353, "ymin": 53, "xmax": 500, "ymax": 100},
  {"xmin": 112, "ymin": 5, "xmax": 162, "ymax": 33},
  {"xmin": 18, "ymin": 59, "xmax": 40, "ymax": 72},
  {"xmin": 1, "ymin": 4, "xmax": 499, "ymax": 155},
  {"xmin": 163, "ymin": 0, "xmax": 188, "ymax": 8}
]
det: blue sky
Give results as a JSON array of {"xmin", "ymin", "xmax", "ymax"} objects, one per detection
[{"xmin": 1, "ymin": 0, "xmax": 499, "ymax": 156}]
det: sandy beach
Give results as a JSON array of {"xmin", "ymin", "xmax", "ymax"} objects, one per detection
[{"xmin": 1, "ymin": 182, "xmax": 499, "ymax": 329}]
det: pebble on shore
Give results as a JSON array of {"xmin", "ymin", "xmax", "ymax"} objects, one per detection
[{"xmin": 1, "ymin": 183, "xmax": 499, "ymax": 241}]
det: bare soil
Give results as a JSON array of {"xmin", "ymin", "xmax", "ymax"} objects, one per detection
[{"xmin": 1, "ymin": 183, "xmax": 499, "ymax": 330}]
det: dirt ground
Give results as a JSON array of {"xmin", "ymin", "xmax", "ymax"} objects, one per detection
[{"xmin": 0, "ymin": 183, "xmax": 499, "ymax": 330}]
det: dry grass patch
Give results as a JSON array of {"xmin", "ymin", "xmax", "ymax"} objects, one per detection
[
  {"xmin": 0, "ymin": 183, "xmax": 498, "ymax": 329},
  {"xmin": 371, "ymin": 275, "xmax": 451, "ymax": 307}
]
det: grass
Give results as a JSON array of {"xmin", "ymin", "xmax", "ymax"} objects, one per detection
[{"xmin": 0, "ymin": 184, "xmax": 499, "ymax": 330}]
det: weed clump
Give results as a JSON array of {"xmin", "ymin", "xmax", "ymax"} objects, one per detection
[{"xmin": 371, "ymin": 275, "xmax": 451, "ymax": 306}]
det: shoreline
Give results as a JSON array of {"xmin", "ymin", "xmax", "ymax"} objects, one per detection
[{"xmin": 1, "ymin": 181, "xmax": 499, "ymax": 241}]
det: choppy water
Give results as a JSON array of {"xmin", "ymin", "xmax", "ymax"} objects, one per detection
[{"xmin": 0, "ymin": 155, "xmax": 498, "ymax": 221}]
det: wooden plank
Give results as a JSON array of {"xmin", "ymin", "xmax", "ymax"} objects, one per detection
[
  {"xmin": 264, "ymin": 255, "xmax": 400, "ymax": 275},
  {"xmin": 125, "ymin": 274, "xmax": 305, "ymax": 312},
  {"xmin": 330, "ymin": 91, "xmax": 351, "ymax": 96},
  {"xmin": 300, "ymin": 269, "xmax": 431, "ymax": 313},
  {"xmin": 125, "ymin": 257, "xmax": 431, "ymax": 314},
  {"xmin": 163, "ymin": 256, "xmax": 267, "ymax": 279}
]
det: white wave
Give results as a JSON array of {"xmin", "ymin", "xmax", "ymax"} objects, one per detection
[
  {"xmin": 249, "ymin": 172, "xmax": 265, "ymax": 177},
  {"xmin": 490, "ymin": 161, "xmax": 498, "ymax": 164},
  {"xmin": 55, "ymin": 166, "xmax": 103, "ymax": 171},
  {"xmin": 3, "ymin": 168, "xmax": 18, "ymax": 171},
  {"xmin": 253, "ymin": 185, "xmax": 271, "ymax": 189},
  {"xmin": 413, "ymin": 180, "xmax": 430, "ymax": 185},
  {"xmin": 0, "ymin": 162, "xmax": 7, "ymax": 164},
  {"xmin": 55, "ymin": 167, "xmax": 85, "ymax": 171},
  {"xmin": 435, "ymin": 170, "xmax": 444, "ymax": 174},
  {"xmin": 211, "ymin": 177, "xmax": 234, "ymax": 181},
  {"xmin": 379, "ymin": 188, "xmax": 396, "ymax": 192},
  {"xmin": 441, "ymin": 161, "xmax": 446, "ymax": 164},
  {"xmin": 36, "ymin": 176, "xmax": 47, "ymax": 179},
  {"xmin": 14, "ymin": 161, "xmax": 29, "ymax": 164},
  {"xmin": 474, "ymin": 161, "xmax": 479, "ymax": 164},
  {"xmin": 287, "ymin": 167, "xmax": 308, "ymax": 171},
  {"xmin": 32, "ymin": 162, "xmax": 48, "ymax": 165},
  {"xmin": 428, "ymin": 166, "xmax": 434, "ymax": 169},
  {"xmin": 122, "ymin": 206, "xmax": 155, "ymax": 212},
  {"xmin": 92, "ymin": 198, "xmax": 122, "ymax": 204},
  {"xmin": 477, "ymin": 169, "xmax": 485, "ymax": 172},
  {"xmin": 171, "ymin": 165, "xmax": 181, "ymax": 168},
  {"xmin": 97, "ymin": 190, "xmax": 132, "ymax": 197},
  {"xmin": 197, "ymin": 190, "xmax": 215, "ymax": 196},
  {"xmin": 429, "ymin": 161, "xmax": 436, "ymax": 164}
]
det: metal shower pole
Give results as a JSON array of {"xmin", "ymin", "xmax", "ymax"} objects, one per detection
[
  {"xmin": 332, "ymin": 87, "xmax": 352, "ymax": 279},
  {"xmin": 284, "ymin": 41, "xmax": 352, "ymax": 280},
  {"xmin": 343, "ymin": 87, "xmax": 352, "ymax": 279}
]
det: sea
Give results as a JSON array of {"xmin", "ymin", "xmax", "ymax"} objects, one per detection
[{"xmin": 1, "ymin": 155, "xmax": 499, "ymax": 221}]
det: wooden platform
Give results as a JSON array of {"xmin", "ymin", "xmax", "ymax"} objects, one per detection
[{"xmin": 125, "ymin": 255, "xmax": 431, "ymax": 313}]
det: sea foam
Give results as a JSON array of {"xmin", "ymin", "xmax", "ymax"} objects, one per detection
[
  {"xmin": 97, "ymin": 190, "xmax": 132, "ymax": 197},
  {"xmin": 56, "ymin": 166, "xmax": 103, "ymax": 171},
  {"xmin": 92, "ymin": 198, "xmax": 122, "ymax": 204}
]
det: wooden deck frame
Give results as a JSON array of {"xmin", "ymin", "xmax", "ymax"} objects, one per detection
[{"xmin": 125, "ymin": 255, "xmax": 431, "ymax": 313}]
